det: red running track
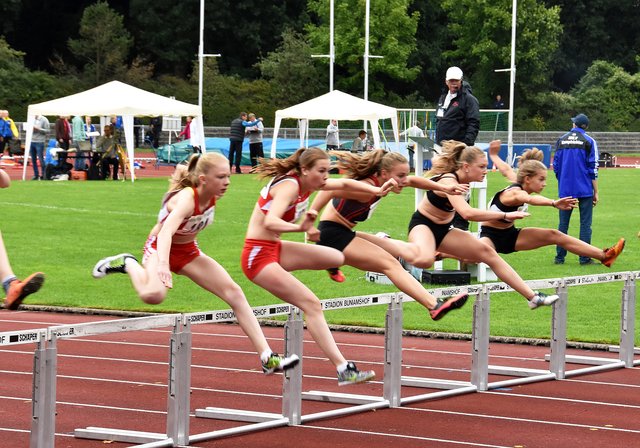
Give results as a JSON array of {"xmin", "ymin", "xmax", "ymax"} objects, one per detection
[{"xmin": 1, "ymin": 310, "xmax": 639, "ymax": 447}]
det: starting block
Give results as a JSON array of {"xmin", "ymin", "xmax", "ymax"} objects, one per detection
[{"xmin": 422, "ymin": 269, "xmax": 471, "ymax": 286}]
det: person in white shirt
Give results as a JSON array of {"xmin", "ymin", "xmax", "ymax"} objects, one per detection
[{"xmin": 326, "ymin": 119, "xmax": 340, "ymax": 150}]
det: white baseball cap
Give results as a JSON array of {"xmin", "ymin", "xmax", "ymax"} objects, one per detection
[{"xmin": 445, "ymin": 66, "xmax": 463, "ymax": 80}]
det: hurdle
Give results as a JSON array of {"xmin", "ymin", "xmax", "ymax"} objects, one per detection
[
  {"xmin": 193, "ymin": 293, "xmax": 396, "ymax": 431},
  {"xmin": 42, "ymin": 314, "xmax": 186, "ymax": 446}
]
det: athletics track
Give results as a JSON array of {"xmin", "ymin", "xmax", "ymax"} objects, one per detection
[{"xmin": 1, "ymin": 303, "xmax": 639, "ymax": 448}]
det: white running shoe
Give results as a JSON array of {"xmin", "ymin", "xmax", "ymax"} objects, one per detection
[
  {"xmin": 528, "ymin": 291, "xmax": 559, "ymax": 309},
  {"xmin": 92, "ymin": 253, "xmax": 138, "ymax": 278}
]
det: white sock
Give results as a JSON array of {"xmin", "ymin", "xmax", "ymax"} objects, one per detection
[
  {"xmin": 124, "ymin": 257, "xmax": 137, "ymax": 271},
  {"xmin": 336, "ymin": 362, "xmax": 349, "ymax": 373},
  {"xmin": 261, "ymin": 349, "xmax": 273, "ymax": 363}
]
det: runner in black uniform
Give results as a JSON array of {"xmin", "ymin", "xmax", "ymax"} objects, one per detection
[
  {"xmin": 361, "ymin": 141, "xmax": 561, "ymax": 310},
  {"xmin": 482, "ymin": 140, "xmax": 624, "ymax": 265}
]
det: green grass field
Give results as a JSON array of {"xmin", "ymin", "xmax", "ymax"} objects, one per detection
[{"xmin": 1, "ymin": 168, "xmax": 637, "ymax": 344}]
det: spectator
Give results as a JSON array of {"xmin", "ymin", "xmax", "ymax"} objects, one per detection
[
  {"xmin": 351, "ymin": 130, "xmax": 367, "ymax": 153},
  {"xmin": 30, "ymin": 114, "xmax": 50, "ymax": 180},
  {"xmin": 246, "ymin": 113, "xmax": 264, "ymax": 169},
  {"xmin": 85, "ymin": 116, "xmax": 97, "ymax": 150},
  {"xmin": 150, "ymin": 116, "xmax": 161, "ymax": 149},
  {"xmin": 72, "ymin": 115, "xmax": 89, "ymax": 170},
  {"xmin": 55, "ymin": 116, "xmax": 71, "ymax": 150},
  {"xmin": 553, "ymin": 113, "xmax": 599, "ymax": 265},
  {"xmin": 0, "ymin": 168, "xmax": 45, "ymax": 309},
  {"xmin": 178, "ymin": 116, "xmax": 192, "ymax": 141},
  {"xmin": 435, "ymin": 66, "xmax": 480, "ymax": 232},
  {"xmin": 133, "ymin": 117, "xmax": 142, "ymax": 148},
  {"xmin": 493, "ymin": 94, "xmax": 505, "ymax": 109},
  {"xmin": 399, "ymin": 121, "xmax": 425, "ymax": 171},
  {"xmin": 95, "ymin": 125, "xmax": 119, "ymax": 180},
  {"xmin": 109, "ymin": 115, "xmax": 123, "ymax": 145},
  {"xmin": 435, "ymin": 66, "xmax": 480, "ymax": 146},
  {"xmin": 0, "ymin": 110, "xmax": 19, "ymax": 158},
  {"xmin": 326, "ymin": 119, "xmax": 340, "ymax": 150},
  {"xmin": 228, "ymin": 112, "xmax": 258, "ymax": 174}
]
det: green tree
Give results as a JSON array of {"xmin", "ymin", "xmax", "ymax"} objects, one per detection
[
  {"xmin": 0, "ymin": 37, "xmax": 64, "ymax": 120},
  {"xmin": 571, "ymin": 61, "xmax": 640, "ymax": 131},
  {"xmin": 441, "ymin": 0, "xmax": 562, "ymax": 106},
  {"xmin": 306, "ymin": 0, "xmax": 420, "ymax": 98},
  {"xmin": 256, "ymin": 29, "xmax": 325, "ymax": 107},
  {"xmin": 68, "ymin": 1, "xmax": 133, "ymax": 85},
  {"xmin": 129, "ymin": 0, "xmax": 198, "ymax": 77},
  {"xmin": 545, "ymin": 0, "xmax": 640, "ymax": 91}
]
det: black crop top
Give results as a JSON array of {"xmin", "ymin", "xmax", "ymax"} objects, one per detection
[
  {"xmin": 488, "ymin": 183, "xmax": 529, "ymax": 223},
  {"xmin": 425, "ymin": 173, "xmax": 460, "ymax": 212},
  {"xmin": 332, "ymin": 176, "xmax": 382, "ymax": 223}
]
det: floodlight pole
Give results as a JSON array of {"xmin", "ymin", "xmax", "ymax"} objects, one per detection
[
  {"xmin": 198, "ymin": 0, "xmax": 221, "ymax": 108},
  {"xmin": 311, "ymin": 0, "xmax": 335, "ymax": 91},
  {"xmin": 494, "ymin": 0, "xmax": 517, "ymax": 166},
  {"xmin": 363, "ymin": 0, "xmax": 383, "ymax": 132}
]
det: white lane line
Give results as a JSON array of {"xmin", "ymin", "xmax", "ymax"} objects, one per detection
[
  {"xmin": 401, "ymin": 406, "xmax": 640, "ymax": 434},
  {"xmin": 0, "ymin": 201, "xmax": 155, "ymax": 217},
  {"xmin": 566, "ymin": 378, "xmax": 640, "ymax": 388},
  {"xmin": 485, "ymin": 390, "xmax": 640, "ymax": 411},
  {"xmin": 300, "ymin": 425, "xmax": 512, "ymax": 448}
]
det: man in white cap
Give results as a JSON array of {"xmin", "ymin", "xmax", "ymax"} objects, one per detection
[
  {"xmin": 435, "ymin": 66, "xmax": 480, "ymax": 232},
  {"xmin": 435, "ymin": 66, "xmax": 480, "ymax": 146}
]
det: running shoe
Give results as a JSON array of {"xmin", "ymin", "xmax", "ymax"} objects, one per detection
[
  {"xmin": 429, "ymin": 293, "xmax": 469, "ymax": 321},
  {"xmin": 92, "ymin": 253, "xmax": 138, "ymax": 278},
  {"xmin": 528, "ymin": 291, "xmax": 559, "ymax": 309},
  {"xmin": 3, "ymin": 272, "xmax": 45, "ymax": 310},
  {"xmin": 262, "ymin": 353, "xmax": 300, "ymax": 375},
  {"xmin": 602, "ymin": 238, "xmax": 625, "ymax": 268},
  {"xmin": 375, "ymin": 231, "xmax": 390, "ymax": 239},
  {"xmin": 337, "ymin": 362, "xmax": 375, "ymax": 386},
  {"xmin": 327, "ymin": 268, "xmax": 346, "ymax": 283}
]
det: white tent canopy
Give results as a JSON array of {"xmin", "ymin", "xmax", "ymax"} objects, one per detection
[
  {"xmin": 24, "ymin": 80, "xmax": 204, "ymax": 181},
  {"xmin": 271, "ymin": 90, "xmax": 399, "ymax": 157}
]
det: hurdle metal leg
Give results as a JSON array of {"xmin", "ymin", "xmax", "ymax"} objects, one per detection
[
  {"xmin": 30, "ymin": 331, "xmax": 56, "ymax": 448},
  {"xmin": 549, "ymin": 282, "xmax": 568, "ymax": 379},
  {"xmin": 471, "ymin": 288, "xmax": 489, "ymax": 391},
  {"xmin": 166, "ymin": 316, "xmax": 191, "ymax": 445},
  {"xmin": 383, "ymin": 294, "xmax": 403, "ymax": 408},
  {"xmin": 283, "ymin": 307, "xmax": 304, "ymax": 425},
  {"xmin": 618, "ymin": 274, "xmax": 636, "ymax": 367}
]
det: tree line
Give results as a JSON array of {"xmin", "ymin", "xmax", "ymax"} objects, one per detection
[{"xmin": 0, "ymin": 0, "xmax": 638, "ymax": 131}]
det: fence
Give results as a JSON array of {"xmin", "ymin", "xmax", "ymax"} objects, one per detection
[{"xmin": 1, "ymin": 271, "xmax": 637, "ymax": 447}]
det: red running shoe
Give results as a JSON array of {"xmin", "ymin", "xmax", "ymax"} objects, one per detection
[
  {"xmin": 429, "ymin": 293, "xmax": 469, "ymax": 321},
  {"xmin": 602, "ymin": 238, "xmax": 625, "ymax": 267},
  {"xmin": 3, "ymin": 272, "xmax": 45, "ymax": 310},
  {"xmin": 327, "ymin": 268, "xmax": 346, "ymax": 283}
]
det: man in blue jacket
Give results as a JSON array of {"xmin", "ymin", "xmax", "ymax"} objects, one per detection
[{"xmin": 553, "ymin": 113, "xmax": 599, "ymax": 265}]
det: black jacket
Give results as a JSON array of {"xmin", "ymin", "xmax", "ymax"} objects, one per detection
[
  {"xmin": 435, "ymin": 82, "xmax": 480, "ymax": 146},
  {"xmin": 229, "ymin": 117, "xmax": 246, "ymax": 142}
]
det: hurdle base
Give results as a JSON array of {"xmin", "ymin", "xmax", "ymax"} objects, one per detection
[
  {"xmin": 195, "ymin": 407, "xmax": 284, "ymax": 423},
  {"xmin": 488, "ymin": 365, "xmax": 553, "ymax": 377},
  {"xmin": 301, "ymin": 391, "xmax": 384, "ymax": 405},
  {"xmin": 401, "ymin": 376, "xmax": 473, "ymax": 390},
  {"xmin": 544, "ymin": 354, "xmax": 622, "ymax": 366},
  {"xmin": 74, "ymin": 427, "xmax": 167, "ymax": 444}
]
